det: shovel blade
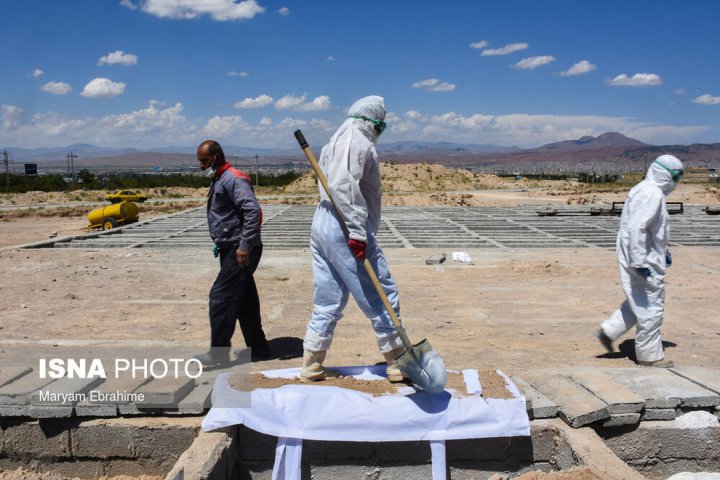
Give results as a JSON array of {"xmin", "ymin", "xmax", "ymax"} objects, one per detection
[{"xmin": 396, "ymin": 339, "xmax": 447, "ymax": 393}]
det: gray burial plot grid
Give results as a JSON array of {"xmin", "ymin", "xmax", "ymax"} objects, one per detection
[{"xmin": 45, "ymin": 204, "xmax": 720, "ymax": 250}]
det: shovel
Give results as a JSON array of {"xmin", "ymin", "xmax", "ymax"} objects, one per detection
[{"xmin": 294, "ymin": 129, "xmax": 447, "ymax": 393}]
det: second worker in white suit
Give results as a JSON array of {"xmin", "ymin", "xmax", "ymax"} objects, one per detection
[
  {"xmin": 301, "ymin": 95, "xmax": 406, "ymax": 383},
  {"xmin": 596, "ymin": 154, "xmax": 685, "ymax": 367}
]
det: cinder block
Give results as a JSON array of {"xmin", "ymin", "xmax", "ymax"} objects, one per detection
[
  {"xmin": 237, "ymin": 425, "xmax": 279, "ymax": 461},
  {"xmin": 528, "ymin": 421, "xmax": 564, "ymax": 462},
  {"xmin": 446, "ymin": 437, "xmax": 533, "ymax": 463},
  {"xmin": 642, "ymin": 408, "xmax": 677, "ymax": 421},
  {"xmin": 602, "ymin": 413, "xmax": 641, "ymax": 427},
  {"xmin": 3, "ymin": 419, "xmax": 73, "ymax": 460},
  {"xmin": 304, "ymin": 440, "xmax": 376, "ymax": 462},
  {"xmin": 375, "ymin": 441, "xmax": 430, "ymax": 463},
  {"xmin": 165, "ymin": 428, "xmax": 239, "ymax": 480},
  {"xmin": 72, "ymin": 418, "xmax": 198, "ymax": 461}
]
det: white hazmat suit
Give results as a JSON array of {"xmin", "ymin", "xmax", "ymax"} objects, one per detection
[
  {"xmin": 599, "ymin": 154, "xmax": 684, "ymax": 363},
  {"xmin": 303, "ymin": 96, "xmax": 404, "ymax": 359}
]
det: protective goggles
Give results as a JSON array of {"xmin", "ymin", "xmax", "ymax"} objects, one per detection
[
  {"xmin": 654, "ymin": 160, "xmax": 685, "ymax": 182},
  {"xmin": 349, "ymin": 115, "xmax": 387, "ymax": 134}
]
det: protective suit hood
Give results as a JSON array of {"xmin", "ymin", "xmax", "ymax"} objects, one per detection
[
  {"xmin": 347, "ymin": 95, "xmax": 386, "ymax": 144},
  {"xmin": 646, "ymin": 154, "xmax": 683, "ymax": 195}
]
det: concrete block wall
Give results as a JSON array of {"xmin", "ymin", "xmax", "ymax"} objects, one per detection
[
  {"xmin": 602, "ymin": 420, "xmax": 720, "ymax": 479},
  {"xmin": 0, "ymin": 417, "xmax": 200, "ymax": 478},
  {"xmin": 230, "ymin": 421, "xmax": 576, "ymax": 479}
]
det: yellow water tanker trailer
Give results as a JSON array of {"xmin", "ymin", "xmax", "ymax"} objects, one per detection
[{"xmin": 87, "ymin": 201, "xmax": 139, "ymax": 230}]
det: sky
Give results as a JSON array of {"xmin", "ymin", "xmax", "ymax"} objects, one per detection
[{"xmin": 1, "ymin": 0, "xmax": 719, "ymax": 152}]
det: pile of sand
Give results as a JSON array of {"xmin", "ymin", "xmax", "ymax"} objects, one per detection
[{"xmin": 282, "ymin": 163, "xmax": 521, "ymax": 195}]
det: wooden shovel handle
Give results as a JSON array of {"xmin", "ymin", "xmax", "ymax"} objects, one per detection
[{"xmin": 293, "ymin": 130, "xmax": 411, "ymax": 347}]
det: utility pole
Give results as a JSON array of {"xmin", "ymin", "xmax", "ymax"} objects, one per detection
[
  {"xmin": 3, "ymin": 151, "xmax": 9, "ymax": 192},
  {"xmin": 66, "ymin": 152, "xmax": 77, "ymax": 180},
  {"xmin": 254, "ymin": 154, "xmax": 259, "ymax": 187}
]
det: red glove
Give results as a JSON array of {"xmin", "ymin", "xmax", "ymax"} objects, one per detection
[{"xmin": 347, "ymin": 239, "xmax": 367, "ymax": 259}]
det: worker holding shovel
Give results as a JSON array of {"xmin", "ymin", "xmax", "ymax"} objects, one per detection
[
  {"xmin": 299, "ymin": 96, "xmax": 407, "ymax": 383},
  {"xmin": 296, "ymin": 96, "xmax": 446, "ymax": 393}
]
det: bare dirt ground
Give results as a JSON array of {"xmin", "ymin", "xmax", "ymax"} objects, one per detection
[{"xmin": 0, "ymin": 166, "xmax": 718, "ymax": 480}]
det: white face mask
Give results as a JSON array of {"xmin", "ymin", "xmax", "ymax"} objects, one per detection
[{"xmin": 202, "ymin": 154, "xmax": 218, "ymax": 178}]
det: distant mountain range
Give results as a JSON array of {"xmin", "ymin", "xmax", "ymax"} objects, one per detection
[{"xmin": 3, "ymin": 133, "xmax": 719, "ymax": 171}]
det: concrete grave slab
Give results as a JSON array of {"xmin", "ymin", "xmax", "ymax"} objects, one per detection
[
  {"xmin": 510, "ymin": 376, "xmax": 558, "ymax": 419},
  {"xmin": 0, "ymin": 366, "xmax": 32, "ymax": 389},
  {"xmin": 74, "ymin": 374, "xmax": 151, "ymax": 417},
  {"xmin": 670, "ymin": 366, "xmax": 720, "ymax": 394},
  {"xmin": 0, "ymin": 371, "xmax": 55, "ymax": 408},
  {"xmin": 29, "ymin": 376, "xmax": 104, "ymax": 418},
  {"xmin": 604, "ymin": 368, "xmax": 720, "ymax": 409},
  {"xmin": 134, "ymin": 376, "xmax": 195, "ymax": 407},
  {"xmin": 523, "ymin": 373, "xmax": 609, "ymax": 427},
  {"xmin": 569, "ymin": 369, "xmax": 645, "ymax": 414}
]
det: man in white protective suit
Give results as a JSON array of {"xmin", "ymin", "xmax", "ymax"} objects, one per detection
[
  {"xmin": 300, "ymin": 95, "xmax": 406, "ymax": 383},
  {"xmin": 595, "ymin": 154, "xmax": 685, "ymax": 367}
]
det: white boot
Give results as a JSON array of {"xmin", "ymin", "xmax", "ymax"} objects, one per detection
[
  {"xmin": 300, "ymin": 349, "xmax": 340, "ymax": 382},
  {"xmin": 382, "ymin": 346, "xmax": 407, "ymax": 383}
]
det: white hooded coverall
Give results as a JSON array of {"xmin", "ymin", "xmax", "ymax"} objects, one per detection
[
  {"xmin": 303, "ymin": 96, "xmax": 404, "ymax": 355},
  {"xmin": 600, "ymin": 154, "xmax": 684, "ymax": 362}
]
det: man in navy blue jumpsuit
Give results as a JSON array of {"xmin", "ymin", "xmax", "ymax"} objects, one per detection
[{"xmin": 197, "ymin": 140, "xmax": 270, "ymax": 364}]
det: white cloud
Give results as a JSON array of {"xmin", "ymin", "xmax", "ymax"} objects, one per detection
[
  {"xmin": 295, "ymin": 95, "xmax": 332, "ymax": 112},
  {"xmin": 228, "ymin": 70, "xmax": 249, "ymax": 77},
  {"xmin": 278, "ymin": 7, "xmax": 289, "ymax": 15},
  {"xmin": 469, "ymin": 40, "xmax": 488, "ymax": 49},
  {"xmin": 235, "ymin": 94, "xmax": 274, "ymax": 109},
  {"xmin": 412, "ymin": 78, "xmax": 456, "ymax": 92},
  {"xmin": 259, "ymin": 117, "xmax": 272, "ymax": 126},
  {"xmin": 383, "ymin": 109, "xmax": 713, "ymax": 148},
  {"xmin": 201, "ymin": 115, "xmax": 248, "ymax": 138},
  {"xmin": 41, "ymin": 82, "xmax": 72, "ymax": 95},
  {"xmin": 274, "ymin": 94, "xmax": 333, "ymax": 111},
  {"xmin": 98, "ymin": 50, "xmax": 138, "ymax": 66},
  {"xmin": 277, "ymin": 117, "xmax": 308, "ymax": 129},
  {"xmin": 30, "ymin": 111, "xmax": 88, "ymax": 137},
  {"xmin": 692, "ymin": 94, "xmax": 720, "ymax": 105},
  {"xmin": 32, "ymin": 68, "xmax": 44, "ymax": 78},
  {"xmin": 512, "ymin": 55, "xmax": 555, "ymax": 70},
  {"xmin": 559, "ymin": 60, "xmax": 596, "ymax": 77},
  {"xmin": 326, "ymin": 56, "xmax": 336, "ymax": 62},
  {"xmin": 119, "ymin": 0, "xmax": 137, "ymax": 10},
  {"xmin": 135, "ymin": 0, "xmax": 265, "ymax": 21},
  {"xmin": 80, "ymin": 78, "xmax": 126, "ymax": 98},
  {"xmin": 607, "ymin": 73, "xmax": 662, "ymax": 87},
  {"xmin": 275, "ymin": 94, "xmax": 306, "ymax": 110},
  {"xmin": 481, "ymin": 42, "xmax": 528, "ymax": 56},
  {"xmin": 2, "ymin": 105, "xmax": 23, "ymax": 130}
]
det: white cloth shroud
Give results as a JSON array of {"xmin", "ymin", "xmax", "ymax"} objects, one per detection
[{"xmin": 202, "ymin": 366, "xmax": 530, "ymax": 480}]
